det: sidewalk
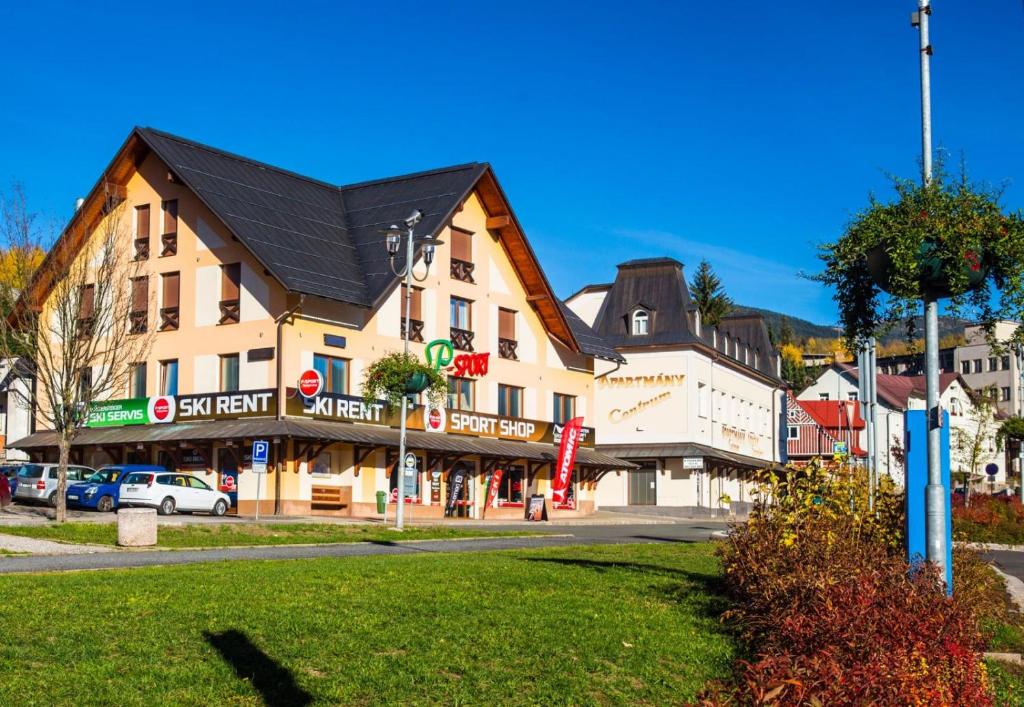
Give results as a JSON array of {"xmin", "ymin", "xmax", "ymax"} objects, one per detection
[{"xmin": 0, "ymin": 532, "xmax": 100, "ymax": 555}]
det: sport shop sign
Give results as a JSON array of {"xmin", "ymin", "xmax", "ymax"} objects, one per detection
[
  {"xmin": 286, "ymin": 389, "xmax": 594, "ymax": 447},
  {"xmin": 86, "ymin": 390, "xmax": 277, "ymax": 428}
]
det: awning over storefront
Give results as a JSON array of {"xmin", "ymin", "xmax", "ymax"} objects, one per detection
[
  {"xmin": 598, "ymin": 442, "xmax": 778, "ymax": 471},
  {"xmin": 10, "ymin": 418, "xmax": 633, "ymax": 469}
]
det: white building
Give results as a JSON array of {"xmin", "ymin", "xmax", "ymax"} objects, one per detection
[
  {"xmin": 566, "ymin": 258, "xmax": 786, "ymax": 517},
  {"xmin": 800, "ymin": 364, "xmax": 1004, "ymax": 487},
  {"xmin": 0, "ymin": 358, "xmax": 32, "ymax": 462}
]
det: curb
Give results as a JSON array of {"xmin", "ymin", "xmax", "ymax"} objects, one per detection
[
  {"xmin": 991, "ymin": 565, "xmax": 1024, "ymax": 613},
  {"xmin": 958, "ymin": 541, "xmax": 1024, "ymax": 553}
]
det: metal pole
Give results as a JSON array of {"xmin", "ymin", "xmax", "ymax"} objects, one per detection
[
  {"xmin": 255, "ymin": 469, "xmax": 261, "ymax": 521},
  {"xmin": 395, "ymin": 225, "xmax": 415, "ymax": 530},
  {"xmin": 916, "ymin": 0, "xmax": 948, "ymax": 584},
  {"xmin": 868, "ymin": 339, "xmax": 878, "ymax": 507}
]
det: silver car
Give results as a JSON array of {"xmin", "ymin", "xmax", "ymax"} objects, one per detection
[{"xmin": 13, "ymin": 463, "xmax": 96, "ymax": 507}]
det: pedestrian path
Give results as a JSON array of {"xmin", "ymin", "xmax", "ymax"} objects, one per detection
[{"xmin": 0, "ymin": 532, "xmax": 99, "ymax": 555}]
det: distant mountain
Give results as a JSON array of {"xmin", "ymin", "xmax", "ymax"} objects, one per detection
[{"xmin": 734, "ymin": 306, "xmax": 968, "ymax": 345}]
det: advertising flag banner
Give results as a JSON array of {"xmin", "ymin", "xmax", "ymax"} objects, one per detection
[
  {"xmin": 482, "ymin": 468, "xmax": 504, "ymax": 518},
  {"xmin": 551, "ymin": 416, "xmax": 584, "ymax": 505},
  {"xmin": 445, "ymin": 466, "xmax": 468, "ymax": 517}
]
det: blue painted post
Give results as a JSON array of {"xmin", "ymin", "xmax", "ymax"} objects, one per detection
[{"xmin": 904, "ymin": 409, "xmax": 952, "ymax": 592}]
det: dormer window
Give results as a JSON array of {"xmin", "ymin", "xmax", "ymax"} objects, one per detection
[{"xmin": 632, "ymin": 309, "xmax": 649, "ymax": 336}]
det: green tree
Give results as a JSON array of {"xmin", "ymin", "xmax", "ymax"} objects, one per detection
[{"xmin": 689, "ymin": 259, "xmax": 733, "ymax": 327}]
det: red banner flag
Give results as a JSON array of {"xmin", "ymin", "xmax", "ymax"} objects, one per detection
[
  {"xmin": 552, "ymin": 417, "xmax": 584, "ymax": 504},
  {"xmin": 483, "ymin": 468, "xmax": 504, "ymax": 519}
]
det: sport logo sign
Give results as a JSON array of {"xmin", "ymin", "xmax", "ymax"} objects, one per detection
[
  {"xmin": 298, "ymin": 369, "xmax": 323, "ymax": 398},
  {"xmin": 147, "ymin": 396, "xmax": 176, "ymax": 424},
  {"xmin": 424, "ymin": 403, "xmax": 447, "ymax": 433}
]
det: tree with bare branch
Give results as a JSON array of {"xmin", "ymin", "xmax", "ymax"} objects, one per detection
[
  {"xmin": 0, "ymin": 184, "xmax": 154, "ymax": 521},
  {"xmin": 953, "ymin": 394, "xmax": 999, "ymax": 508}
]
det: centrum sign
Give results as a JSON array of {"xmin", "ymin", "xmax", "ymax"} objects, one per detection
[{"xmin": 86, "ymin": 389, "xmax": 277, "ymax": 428}]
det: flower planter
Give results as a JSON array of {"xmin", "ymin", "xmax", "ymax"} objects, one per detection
[
  {"xmin": 404, "ymin": 372, "xmax": 430, "ymax": 394},
  {"xmin": 865, "ymin": 239, "xmax": 988, "ymax": 299}
]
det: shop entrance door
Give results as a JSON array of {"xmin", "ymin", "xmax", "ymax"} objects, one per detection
[
  {"xmin": 628, "ymin": 461, "xmax": 657, "ymax": 506},
  {"xmin": 217, "ymin": 449, "xmax": 239, "ymax": 514}
]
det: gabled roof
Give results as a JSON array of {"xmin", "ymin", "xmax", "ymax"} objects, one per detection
[
  {"xmin": 558, "ymin": 302, "xmax": 625, "ymax": 363},
  {"xmin": 28, "ymin": 127, "xmax": 618, "ymax": 360},
  {"xmin": 835, "ymin": 363, "xmax": 963, "ymax": 410},
  {"xmin": 799, "ymin": 399, "xmax": 865, "ymax": 430}
]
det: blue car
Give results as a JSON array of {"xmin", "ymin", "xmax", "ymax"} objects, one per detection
[{"xmin": 66, "ymin": 464, "xmax": 166, "ymax": 512}]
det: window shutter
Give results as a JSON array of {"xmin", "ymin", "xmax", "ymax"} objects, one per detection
[
  {"xmin": 135, "ymin": 205, "xmax": 150, "ymax": 238},
  {"xmin": 132, "ymin": 277, "xmax": 148, "ymax": 312},
  {"xmin": 499, "ymin": 308, "xmax": 516, "ymax": 339},
  {"xmin": 79, "ymin": 285, "xmax": 95, "ymax": 318},
  {"xmin": 163, "ymin": 200, "xmax": 178, "ymax": 234},
  {"xmin": 163, "ymin": 273, "xmax": 180, "ymax": 308},
  {"xmin": 451, "ymin": 229, "xmax": 472, "ymax": 262},
  {"xmin": 221, "ymin": 263, "xmax": 241, "ymax": 300}
]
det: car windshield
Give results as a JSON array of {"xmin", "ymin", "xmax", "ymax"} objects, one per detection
[
  {"xmin": 16, "ymin": 464, "xmax": 44, "ymax": 479},
  {"xmin": 86, "ymin": 470, "xmax": 122, "ymax": 484}
]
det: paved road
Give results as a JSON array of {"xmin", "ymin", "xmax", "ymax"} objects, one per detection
[
  {"xmin": 0, "ymin": 522, "xmax": 726, "ymax": 574},
  {"xmin": 985, "ymin": 550, "xmax": 1024, "ymax": 583}
]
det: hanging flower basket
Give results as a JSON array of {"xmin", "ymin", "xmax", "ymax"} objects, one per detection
[
  {"xmin": 814, "ymin": 166, "xmax": 1024, "ymax": 347},
  {"xmin": 362, "ymin": 351, "xmax": 447, "ymax": 411}
]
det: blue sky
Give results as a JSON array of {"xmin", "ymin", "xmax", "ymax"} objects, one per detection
[{"xmin": 1, "ymin": 1, "xmax": 1021, "ymax": 325}]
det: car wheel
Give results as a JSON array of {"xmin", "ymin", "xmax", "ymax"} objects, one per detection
[
  {"xmin": 97, "ymin": 496, "xmax": 114, "ymax": 513},
  {"xmin": 48, "ymin": 492, "xmax": 57, "ymax": 508},
  {"xmin": 212, "ymin": 499, "xmax": 228, "ymax": 517},
  {"xmin": 158, "ymin": 497, "xmax": 176, "ymax": 516}
]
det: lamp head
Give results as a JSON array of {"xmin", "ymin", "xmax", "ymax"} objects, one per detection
[
  {"xmin": 404, "ymin": 209, "xmax": 424, "ymax": 228},
  {"xmin": 384, "ymin": 225, "xmax": 402, "ymax": 257},
  {"xmin": 417, "ymin": 234, "xmax": 444, "ymax": 267}
]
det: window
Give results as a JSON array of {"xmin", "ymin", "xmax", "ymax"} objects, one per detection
[
  {"xmin": 129, "ymin": 363, "xmax": 147, "ymax": 398},
  {"xmin": 78, "ymin": 367, "xmax": 93, "ymax": 401},
  {"xmin": 498, "ymin": 308, "xmax": 518, "ymax": 360},
  {"xmin": 553, "ymin": 393, "xmax": 576, "ymax": 424},
  {"xmin": 961, "ymin": 360, "xmax": 971, "ymax": 374},
  {"xmin": 312, "ymin": 451, "xmax": 333, "ymax": 475},
  {"xmin": 400, "ymin": 285, "xmax": 424, "ymax": 343},
  {"xmin": 450, "ymin": 297, "xmax": 474, "ymax": 351},
  {"xmin": 313, "ymin": 354, "xmax": 348, "ymax": 395},
  {"xmin": 989, "ymin": 357, "xmax": 999, "ymax": 372},
  {"xmin": 161, "ymin": 200, "xmax": 178, "ymax": 256},
  {"xmin": 973, "ymin": 359, "xmax": 983, "ymax": 374},
  {"xmin": 631, "ymin": 309, "xmax": 649, "ymax": 336},
  {"xmin": 497, "ymin": 465, "xmax": 525, "ymax": 505},
  {"xmin": 450, "ymin": 227, "xmax": 475, "ymax": 283},
  {"xmin": 78, "ymin": 284, "xmax": 95, "ymax": 336},
  {"xmin": 498, "ymin": 384, "xmax": 523, "ymax": 417},
  {"xmin": 818, "ymin": 393, "xmax": 830, "ymax": 401},
  {"xmin": 219, "ymin": 263, "xmax": 241, "ymax": 324},
  {"xmin": 788, "ymin": 425, "xmax": 799, "ymax": 439},
  {"xmin": 697, "ymin": 382, "xmax": 710, "ymax": 418},
  {"xmin": 219, "ymin": 354, "xmax": 239, "ymax": 392},
  {"xmin": 1002, "ymin": 387, "xmax": 1011, "ymax": 402},
  {"xmin": 1003, "ymin": 355, "xmax": 1011, "ymax": 370},
  {"xmin": 160, "ymin": 359, "xmax": 179, "ymax": 396},
  {"xmin": 130, "ymin": 276, "xmax": 148, "ymax": 333},
  {"xmin": 447, "ymin": 377, "xmax": 474, "ymax": 411},
  {"xmin": 847, "ymin": 392, "xmax": 858, "ymax": 401},
  {"xmin": 134, "ymin": 205, "xmax": 150, "ymax": 260},
  {"xmin": 160, "ymin": 272, "xmax": 180, "ymax": 331}
]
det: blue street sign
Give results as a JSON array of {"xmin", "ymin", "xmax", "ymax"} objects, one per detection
[
  {"xmin": 252, "ymin": 440, "xmax": 269, "ymax": 465},
  {"xmin": 986, "ymin": 463, "xmax": 999, "ymax": 477},
  {"xmin": 833, "ymin": 441, "xmax": 848, "ymax": 455}
]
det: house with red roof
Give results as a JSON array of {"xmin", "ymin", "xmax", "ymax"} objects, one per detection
[{"xmin": 786, "ymin": 392, "xmax": 867, "ymax": 466}]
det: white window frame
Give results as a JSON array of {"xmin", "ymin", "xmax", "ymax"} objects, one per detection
[{"xmin": 631, "ymin": 309, "xmax": 649, "ymax": 336}]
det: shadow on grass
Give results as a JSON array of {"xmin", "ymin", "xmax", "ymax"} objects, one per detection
[
  {"xmin": 627, "ymin": 534, "xmax": 699, "ymax": 544},
  {"xmin": 204, "ymin": 629, "xmax": 314, "ymax": 707}
]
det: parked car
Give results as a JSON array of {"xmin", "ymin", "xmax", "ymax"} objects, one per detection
[
  {"xmin": 119, "ymin": 471, "xmax": 230, "ymax": 516},
  {"xmin": 13, "ymin": 463, "xmax": 96, "ymax": 506},
  {"xmin": 66, "ymin": 464, "xmax": 164, "ymax": 512}
]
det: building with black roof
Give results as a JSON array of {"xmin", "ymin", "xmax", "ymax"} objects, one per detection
[{"xmin": 567, "ymin": 257, "xmax": 785, "ymax": 517}]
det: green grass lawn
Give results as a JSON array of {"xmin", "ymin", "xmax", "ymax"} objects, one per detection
[
  {"xmin": 0, "ymin": 543, "xmax": 734, "ymax": 706},
  {"xmin": 0, "ymin": 522, "xmax": 535, "ymax": 549}
]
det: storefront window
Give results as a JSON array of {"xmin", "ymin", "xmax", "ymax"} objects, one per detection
[
  {"xmin": 312, "ymin": 452, "xmax": 332, "ymax": 475},
  {"xmin": 497, "ymin": 465, "xmax": 525, "ymax": 505}
]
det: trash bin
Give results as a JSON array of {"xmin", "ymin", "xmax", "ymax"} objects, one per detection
[{"xmin": 376, "ymin": 490, "xmax": 387, "ymax": 514}]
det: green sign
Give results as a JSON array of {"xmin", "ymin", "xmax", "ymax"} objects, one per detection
[{"xmin": 87, "ymin": 399, "xmax": 149, "ymax": 428}]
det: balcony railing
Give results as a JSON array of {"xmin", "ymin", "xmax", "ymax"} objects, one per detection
[
  {"xmin": 134, "ymin": 238, "xmax": 149, "ymax": 261},
  {"xmin": 129, "ymin": 310, "xmax": 148, "ymax": 335},
  {"xmin": 219, "ymin": 299, "xmax": 240, "ymax": 325},
  {"xmin": 498, "ymin": 337, "xmax": 519, "ymax": 361},
  {"xmin": 450, "ymin": 258, "xmax": 475, "ymax": 284},
  {"xmin": 160, "ymin": 306, "xmax": 179, "ymax": 331},
  {"xmin": 161, "ymin": 232, "xmax": 177, "ymax": 257},
  {"xmin": 450, "ymin": 327, "xmax": 474, "ymax": 352},
  {"xmin": 401, "ymin": 317, "xmax": 425, "ymax": 343}
]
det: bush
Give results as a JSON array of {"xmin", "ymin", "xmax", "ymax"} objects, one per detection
[
  {"xmin": 953, "ymin": 494, "xmax": 1024, "ymax": 544},
  {"xmin": 711, "ymin": 459, "xmax": 993, "ymax": 705}
]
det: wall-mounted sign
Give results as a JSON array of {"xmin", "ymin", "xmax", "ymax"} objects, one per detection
[
  {"xmin": 298, "ymin": 369, "xmax": 323, "ymax": 398},
  {"xmin": 683, "ymin": 457, "xmax": 704, "ymax": 470},
  {"xmin": 425, "ymin": 339, "xmax": 490, "ymax": 378},
  {"xmin": 597, "ymin": 374, "xmax": 685, "ymax": 389},
  {"xmin": 86, "ymin": 389, "xmax": 277, "ymax": 428},
  {"xmin": 609, "ymin": 391, "xmax": 672, "ymax": 423}
]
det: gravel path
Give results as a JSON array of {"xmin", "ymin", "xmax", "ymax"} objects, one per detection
[{"xmin": 0, "ymin": 533, "xmax": 99, "ymax": 555}]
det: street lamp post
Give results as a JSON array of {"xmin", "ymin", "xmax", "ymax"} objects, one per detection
[
  {"xmin": 913, "ymin": 1, "xmax": 949, "ymax": 585},
  {"xmin": 384, "ymin": 210, "xmax": 443, "ymax": 531}
]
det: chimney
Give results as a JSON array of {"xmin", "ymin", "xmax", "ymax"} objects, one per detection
[{"xmin": 74, "ymin": 198, "xmax": 84, "ymax": 212}]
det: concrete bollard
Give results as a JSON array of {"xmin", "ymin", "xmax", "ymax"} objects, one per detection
[{"xmin": 117, "ymin": 508, "xmax": 158, "ymax": 547}]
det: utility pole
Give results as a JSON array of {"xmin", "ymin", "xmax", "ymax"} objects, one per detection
[{"xmin": 914, "ymin": 0, "xmax": 949, "ymax": 585}]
